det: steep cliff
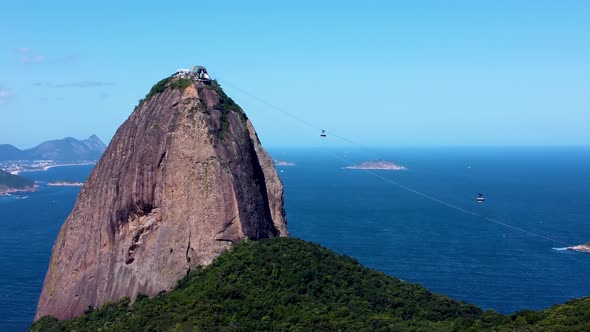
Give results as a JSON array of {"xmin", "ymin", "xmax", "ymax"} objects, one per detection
[{"xmin": 35, "ymin": 75, "xmax": 288, "ymax": 320}]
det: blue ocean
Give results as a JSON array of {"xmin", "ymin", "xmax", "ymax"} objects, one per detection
[{"xmin": 1, "ymin": 147, "xmax": 590, "ymax": 331}]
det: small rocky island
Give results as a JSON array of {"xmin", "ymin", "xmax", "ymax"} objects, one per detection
[
  {"xmin": 345, "ymin": 160, "xmax": 407, "ymax": 171},
  {"xmin": 567, "ymin": 243, "xmax": 590, "ymax": 253},
  {"xmin": 0, "ymin": 169, "xmax": 36, "ymax": 195},
  {"xmin": 274, "ymin": 160, "xmax": 295, "ymax": 166},
  {"xmin": 47, "ymin": 181, "xmax": 84, "ymax": 187}
]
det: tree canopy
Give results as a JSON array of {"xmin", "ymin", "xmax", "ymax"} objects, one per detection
[{"xmin": 30, "ymin": 238, "xmax": 590, "ymax": 332}]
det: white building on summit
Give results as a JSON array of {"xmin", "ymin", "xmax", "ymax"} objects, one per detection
[
  {"xmin": 174, "ymin": 65, "xmax": 211, "ymax": 81},
  {"xmin": 192, "ymin": 65, "xmax": 210, "ymax": 80}
]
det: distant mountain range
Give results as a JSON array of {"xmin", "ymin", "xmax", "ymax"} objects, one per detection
[{"xmin": 0, "ymin": 135, "xmax": 107, "ymax": 161}]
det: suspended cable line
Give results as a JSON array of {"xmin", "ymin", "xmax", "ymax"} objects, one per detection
[
  {"xmin": 218, "ymin": 77, "xmax": 573, "ymax": 247},
  {"xmin": 330, "ymin": 153, "xmax": 572, "ymax": 247},
  {"xmin": 220, "ymin": 80, "xmax": 322, "ymax": 131},
  {"xmin": 220, "ymin": 79, "xmax": 372, "ymax": 149}
]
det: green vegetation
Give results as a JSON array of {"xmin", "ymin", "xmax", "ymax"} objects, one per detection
[
  {"xmin": 470, "ymin": 298, "xmax": 590, "ymax": 331},
  {"xmin": 29, "ymin": 238, "xmax": 590, "ymax": 332},
  {"xmin": 31, "ymin": 238, "xmax": 481, "ymax": 331},
  {"xmin": 136, "ymin": 77, "xmax": 194, "ymax": 111},
  {"xmin": 208, "ymin": 80, "xmax": 248, "ymax": 139},
  {"xmin": 209, "ymin": 80, "xmax": 243, "ymax": 115},
  {"xmin": 169, "ymin": 78, "xmax": 193, "ymax": 91},
  {"xmin": 145, "ymin": 77, "xmax": 173, "ymax": 101},
  {"xmin": 133, "ymin": 77, "xmax": 247, "ymax": 140},
  {"xmin": 0, "ymin": 169, "xmax": 34, "ymax": 191}
]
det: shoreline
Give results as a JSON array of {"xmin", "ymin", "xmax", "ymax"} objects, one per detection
[
  {"xmin": 10, "ymin": 162, "xmax": 96, "ymax": 175},
  {"xmin": 344, "ymin": 160, "xmax": 407, "ymax": 171},
  {"xmin": 344, "ymin": 166, "xmax": 408, "ymax": 171},
  {"xmin": 274, "ymin": 161, "xmax": 296, "ymax": 166},
  {"xmin": 0, "ymin": 185, "xmax": 38, "ymax": 196},
  {"xmin": 47, "ymin": 182, "xmax": 84, "ymax": 187}
]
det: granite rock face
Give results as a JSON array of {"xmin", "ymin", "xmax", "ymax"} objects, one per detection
[{"xmin": 35, "ymin": 77, "xmax": 288, "ymax": 320}]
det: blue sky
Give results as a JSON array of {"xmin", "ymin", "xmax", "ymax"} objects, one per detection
[{"xmin": 1, "ymin": 1, "xmax": 589, "ymax": 148}]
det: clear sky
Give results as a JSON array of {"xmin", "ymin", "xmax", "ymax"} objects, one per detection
[{"xmin": 1, "ymin": 1, "xmax": 589, "ymax": 148}]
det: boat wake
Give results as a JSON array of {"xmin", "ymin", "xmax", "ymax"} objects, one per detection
[{"xmin": 552, "ymin": 247, "xmax": 569, "ymax": 251}]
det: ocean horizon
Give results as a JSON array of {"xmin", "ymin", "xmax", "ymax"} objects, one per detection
[{"xmin": 1, "ymin": 146, "xmax": 589, "ymax": 331}]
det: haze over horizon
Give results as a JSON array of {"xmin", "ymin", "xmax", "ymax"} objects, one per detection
[{"xmin": 1, "ymin": 1, "xmax": 589, "ymax": 148}]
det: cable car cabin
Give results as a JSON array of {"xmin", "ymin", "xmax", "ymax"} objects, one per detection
[
  {"xmin": 320, "ymin": 130, "xmax": 327, "ymax": 137},
  {"xmin": 476, "ymin": 193, "xmax": 485, "ymax": 203}
]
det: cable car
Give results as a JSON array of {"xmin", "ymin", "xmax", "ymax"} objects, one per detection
[
  {"xmin": 320, "ymin": 130, "xmax": 327, "ymax": 137},
  {"xmin": 476, "ymin": 193, "xmax": 485, "ymax": 203}
]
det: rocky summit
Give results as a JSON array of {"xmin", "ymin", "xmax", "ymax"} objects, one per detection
[{"xmin": 35, "ymin": 73, "xmax": 288, "ymax": 320}]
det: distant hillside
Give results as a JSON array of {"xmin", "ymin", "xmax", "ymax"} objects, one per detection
[
  {"xmin": 0, "ymin": 135, "xmax": 106, "ymax": 161},
  {"xmin": 0, "ymin": 144, "xmax": 28, "ymax": 160},
  {"xmin": 0, "ymin": 169, "xmax": 34, "ymax": 192},
  {"xmin": 30, "ymin": 238, "xmax": 590, "ymax": 331}
]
